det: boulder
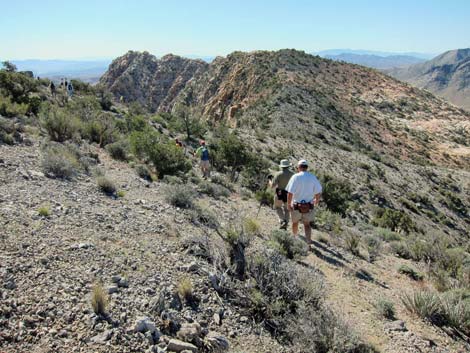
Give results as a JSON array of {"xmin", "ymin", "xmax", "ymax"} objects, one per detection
[{"xmin": 167, "ymin": 338, "xmax": 198, "ymax": 352}]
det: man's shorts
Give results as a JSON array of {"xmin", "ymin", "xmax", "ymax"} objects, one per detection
[
  {"xmin": 291, "ymin": 209, "xmax": 315, "ymax": 223},
  {"xmin": 200, "ymin": 160, "xmax": 210, "ymax": 169}
]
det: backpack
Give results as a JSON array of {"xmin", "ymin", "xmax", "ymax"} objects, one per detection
[{"xmin": 201, "ymin": 147, "xmax": 209, "ymax": 161}]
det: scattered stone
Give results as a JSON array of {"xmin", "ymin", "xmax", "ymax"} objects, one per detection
[
  {"xmin": 91, "ymin": 329, "xmax": 113, "ymax": 344},
  {"xmin": 111, "ymin": 275, "xmax": 121, "ymax": 283},
  {"xmin": 4, "ymin": 279, "xmax": 16, "ymax": 290},
  {"xmin": 167, "ymin": 338, "xmax": 198, "ymax": 353},
  {"xmin": 385, "ymin": 320, "xmax": 407, "ymax": 332},
  {"xmin": 118, "ymin": 278, "xmax": 129, "ymax": 288},
  {"xmin": 177, "ymin": 322, "xmax": 201, "ymax": 341},
  {"xmin": 107, "ymin": 285, "xmax": 119, "ymax": 294},
  {"xmin": 134, "ymin": 316, "xmax": 158, "ymax": 335},
  {"xmin": 213, "ymin": 313, "xmax": 221, "ymax": 326},
  {"xmin": 205, "ymin": 332, "xmax": 229, "ymax": 352}
]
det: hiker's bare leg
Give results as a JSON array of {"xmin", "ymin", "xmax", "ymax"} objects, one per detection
[
  {"xmin": 292, "ymin": 221, "xmax": 299, "ymax": 236},
  {"xmin": 303, "ymin": 221, "xmax": 312, "ymax": 244}
]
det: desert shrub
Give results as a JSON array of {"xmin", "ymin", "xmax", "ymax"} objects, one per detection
[
  {"xmin": 319, "ymin": 173, "xmax": 353, "ymax": 215},
  {"xmin": 0, "ymin": 131, "xmax": 14, "ymax": 145},
  {"xmin": 255, "ymin": 188, "xmax": 274, "ymax": 206},
  {"xmin": 375, "ymin": 299, "xmax": 395, "ymax": 320},
  {"xmin": 41, "ymin": 144, "xmax": 80, "ymax": 179},
  {"xmin": 211, "ymin": 131, "xmax": 251, "ymax": 181},
  {"xmin": 244, "ymin": 218, "xmax": 261, "ymax": 236},
  {"xmin": 289, "ymin": 304, "xmax": 376, "ymax": 353},
  {"xmin": 372, "ymin": 208, "xmax": 413, "ymax": 233},
  {"xmin": 130, "ymin": 129, "xmax": 191, "ymax": 177},
  {"xmin": 343, "ymin": 229, "xmax": 361, "ymax": 256},
  {"xmin": 188, "ymin": 205, "xmax": 220, "ymax": 229},
  {"xmin": 376, "ymin": 227, "xmax": 401, "ymax": 242},
  {"xmin": 269, "ymin": 230, "xmax": 308, "ymax": 259},
  {"xmin": 0, "ymin": 95, "xmax": 29, "ymax": 117},
  {"xmin": 117, "ymin": 190, "xmax": 125, "ymax": 198},
  {"xmin": 106, "ymin": 139, "xmax": 129, "ymax": 161},
  {"xmin": 82, "ymin": 112, "xmax": 116, "ymax": 147},
  {"xmin": 164, "ymin": 184, "xmax": 196, "ymax": 209},
  {"xmin": 135, "ymin": 164, "xmax": 152, "ymax": 181},
  {"xmin": 398, "ymin": 264, "xmax": 424, "ymax": 281},
  {"xmin": 177, "ymin": 276, "xmax": 194, "ymax": 302},
  {"xmin": 210, "ymin": 174, "xmax": 235, "ymax": 191},
  {"xmin": 162, "ymin": 175, "xmax": 183, "ymax": 185},
  {"xmin": 198, "ymin": 180, "xmax": 230, "ymax": 199},
  {"xmin": 97, "ymin": 176, "xmax": 116, "ymax": 195},
  {"xmin": 440, "ymin": 191, "xmax": 467, "ymax": 217},
  {"xmin": 40, "ymin": 104, "xmax": 80, "ymax": 142},
  {"xmin": 38, "ymin": 205, "xmax": 51, "ymax": 217},
  {"xmin": 364, "ymin": 235, "xmax": 382, "ymax": 262},
  {"xmin": 402, "ymin": 290, "xmax": 441, "ymax": 323},
  {"xmin": 0, "ymin": 69, "xmax": 38, "ymax": 104},
  {"xmin": 91, "ymin": 283, "xmax": 108, "ymax": 316},
  {"xmin": 315, "ymin": 208, "xmax": 342, "ymax": 234},
  {"xmin": 440, "ymin": 290, "xmax": 470, "ymax": 335},
  {"xmin": 240, "ymin": 152, "xmax": 271, "ymax": 192}
]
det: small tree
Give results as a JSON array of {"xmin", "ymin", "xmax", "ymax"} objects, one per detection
[
  {"xmin": 173, "ymin": 103, "xmax": 207, "ymax": 141},
  {"xmin": 2, "ymin": 61, "xmax": 17, "ymax": 72}
]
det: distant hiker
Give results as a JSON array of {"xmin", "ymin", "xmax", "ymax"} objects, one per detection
[
  {"xmin": 67, "ymin": 82, "xmax": 74, "ymax": 97},
  {"xmin": 64, "ymin": 79, "xmax": 68, "ymax": 88},
  {"xmin": 194, "ymin": 140, "xmax": 210, "ymax": 179},
  {"xmin": 175, "ymin": 138, "xmax": 183, "ymax": 148},
  {"xmin": 270, "ymin": 159, "xmax": 294, "ymax": 229},
  {"xmin": 286, "ymin": 159, "xmax": 322, "ymax": 245},
  {"xmin": 50, "ymin": 81, "xmax": 56, "ymax": 96},
  {"xmin": 60, "ymin": 78, "xmax": 64, "ymax": 89}
]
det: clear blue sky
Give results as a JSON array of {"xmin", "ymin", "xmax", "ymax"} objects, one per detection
[{"xmin": 1, "ymin": 0, "xmax": 469, "ymax": 59}]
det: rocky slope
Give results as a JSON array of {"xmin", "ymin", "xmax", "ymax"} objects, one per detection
[
  {"xmin": 1, "ymin": 139, "xmax": 469, "ymax": 353},
  {"xmin": 99, "ymin": 51, "xmax": 208, "ymax": 112},
  {"xmin": 387, "ymin": 49, "xmax": 470, "ymax": 110}
]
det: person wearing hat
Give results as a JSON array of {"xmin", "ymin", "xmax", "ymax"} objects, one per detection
[
  {"xmin": 194, "ymin": 140, "xmax": 210, "ymax": 179},
  {"xmin": 286, "ymin": 159, "xmax": 322, "ymax": 245},
  {"xmin": 270, "ymin": 159, "xmax": 294, "ymax": 229}
]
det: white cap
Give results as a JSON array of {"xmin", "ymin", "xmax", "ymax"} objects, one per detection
[{"xmin": 297, "ymin": 159, "xmax": 308, "ymax": 167}]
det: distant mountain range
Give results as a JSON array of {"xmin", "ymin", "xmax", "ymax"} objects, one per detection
[
  {"xmin": 387, "ymin": 48, "xmax": 470, "ymax": 110},
  {"xmin": 322, "ymin": 53, "xmax": 426, "ymax": 69},
  {"xmin": 316, "ymin": 49, "xmax": 435, "ymax": 60}
]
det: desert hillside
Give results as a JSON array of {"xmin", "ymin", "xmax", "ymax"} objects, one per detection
[
  {"xmin": 1, "ymin": 51, "xmax": 470, "ymax": 353},
  {"xmin": 387, "ymin": 49, "xmax": 470, "ymax": 111}
]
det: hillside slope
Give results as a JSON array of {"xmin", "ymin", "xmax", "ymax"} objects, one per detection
[{"xmin": 388, "ymin": 49, "xmax": 470, "ymax": 110}]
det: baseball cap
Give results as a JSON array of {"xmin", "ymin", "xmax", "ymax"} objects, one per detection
[{"xmin": 297, "ymin": 159, "xmax": 308, "ymax": 167}]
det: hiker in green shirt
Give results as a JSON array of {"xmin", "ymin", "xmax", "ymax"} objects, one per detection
[
  {"xmin": 194, "ymin": 140, "xmax": 210, "ymax": 179},
  {"xmin": 270, "ymin": 159, "xmax": 294, "ymax": 229}
]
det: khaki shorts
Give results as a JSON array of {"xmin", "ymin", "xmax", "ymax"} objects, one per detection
[
  {"xmin": 291, "ymin": 209, "xmax": 315, "ymax": 223},
  {"xmin": 200, "ymin": 160, "xmax": 210, "ymax": 169}
]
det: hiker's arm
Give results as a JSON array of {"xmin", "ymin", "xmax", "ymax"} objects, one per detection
[
  {"xmin": 313, "ymin": 193, "xmax": 321, "ymax": 206},
  {"xmin": 287, "ymin": 192, "xmax": 293, "ymax": 211}
]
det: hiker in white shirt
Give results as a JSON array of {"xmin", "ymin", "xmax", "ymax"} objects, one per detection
[{"xmin": 286, "ymin": 159, "xmax": 322, "ymax": 245}]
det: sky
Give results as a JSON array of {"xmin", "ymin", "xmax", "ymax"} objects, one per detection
[{"xmin": 1, "ymin": 0, "xmax": 469, "ymax": 60}]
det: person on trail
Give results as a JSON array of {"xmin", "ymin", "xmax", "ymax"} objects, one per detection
[
  {"xmin": 64, "ymin": 79, "xmax": 68, "ymax": 89},
  {"xmin": 175, "ymin": 138, "xmax": 183, "ymax": 148},
  {"xmin": 50, "ymin": 81, "xmax": 56, "ymax": 96},
  {"xmin": 286, "ymin": 159, "xmax": 322, "ymax": 246},
  {"xmin": 67, "ymin": 82, "xmax": 74, "ymax": 98},
  {"xmin": 270, "ymin": 159, "xmax": 294, "ymax": 229},
  {"xmin": 194, "ymin": 140, "xmax": 210, "ymax": 179}
]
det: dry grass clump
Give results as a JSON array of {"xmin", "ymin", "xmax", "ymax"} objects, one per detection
[
  {"xmin": 38, "ymin": 204, "xmax": 51, "ymax": 217},
  {"xmin": 97, "ymin": 176, "xmax": 116, "ymax": 195},
  {"xmin": 177, "ymin": 276, "xmax": 194, "ymax": 302},
  {"xmin": 91, "ymin": 283, "xmax": 108, "ymax": 316}
]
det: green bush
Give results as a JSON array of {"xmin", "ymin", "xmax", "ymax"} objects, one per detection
[
  {"xmin": 164, "ymin": 184, "xmax": 196, "ymax": 209},
  {"xmin": 269, "ymin": 230, "xmax": 308, "ymax": 259},
  {"xmin": 402, "ymin": 291, "xmax": 441, "ymax": 323},
  {"xmin": 255, "ymin": 188, "xmax": 274, "ymax": 205},
  {"xmin": 106, "ymin": 139, "xmax": 129, "ymax": 161},
  {"xmin": 375, "ymin": 299, "xmax": 395, "ymax": 320},
  {"xmin": 198, "ymin": 180, "xmax": 230, "ymax": 199},
  {"xmin": 0, "ymin": 95, "xmax": 29, "ymax": 117},
  {"xmin": 376, "ymin": 228, "xmax": 401, "ymax": 242},
  {"xmin": 0, "ymin": 69, "xmax": 38, "ymax": 104},
  {"xmin": 40, "ymin": 104, "xmax": 80, "ymax": 142},
  {"xmin": 398, "ymin": 264, "xmax": 424, "ymax": 281},
  {"xmin": 319, "ymin": 173, "xmax": 353, "ymax": 215},
  {"xmin": 344, "ymin": 229, "xmax": 361, "ymax": 256},
  {"xmin": 372, "ymin": 208, "xmax": 413, "ymax": 233},
  {"xmin": 130, "ymin": 129, "xmax": 190, "ymax": 177},
  {"xmin": 135, "ymin": 164, "xmax": 152, "ymax": 181},
  {"xmin": 82, "ymin": 112, "xmax": 116, "ymax": 147},
  {"xmin": 41, "ymin": 144, "xmax": 81, "ymax": 179}
]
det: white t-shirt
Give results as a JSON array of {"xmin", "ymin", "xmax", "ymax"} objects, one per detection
[{"xmin": 286, "ymin": 171, "xmax": 322, "ymax": 205}]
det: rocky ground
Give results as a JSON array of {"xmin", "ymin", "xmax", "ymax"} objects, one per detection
[{"xmin": 1, "ymin": 138, "xmax": 469, "ymax": 353}]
